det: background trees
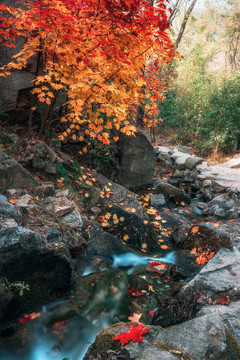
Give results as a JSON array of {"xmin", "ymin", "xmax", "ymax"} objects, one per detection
[{"xmin": 157, "ymin": 0, "xmax": 240, "ymax": 156}]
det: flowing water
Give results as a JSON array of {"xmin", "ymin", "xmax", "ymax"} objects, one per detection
[{"xmin": 0, "ymin": 251, "xmax": 181, "ymax": 360}]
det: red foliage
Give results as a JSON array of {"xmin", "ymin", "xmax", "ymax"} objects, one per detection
[
  {"xmin": 113, "ymin": 324, "xmax": 150, "ymax": 345},
  {"xmin": 127, "ymin": 287, "xmax": 145, "ymax": 297}
]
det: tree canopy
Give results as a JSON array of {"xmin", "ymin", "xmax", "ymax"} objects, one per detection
[{"xmin": 0, "ymin": 0, "xmax": 175, "ymax": 143}]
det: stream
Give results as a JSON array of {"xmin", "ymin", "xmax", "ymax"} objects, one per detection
[
  {"xmin": 0, "ymin": 166, "xmax": 206, "ymax": 360},
  {"xmin": 0, "ymin": 245, "xmax": 201, "ymax": 360}
]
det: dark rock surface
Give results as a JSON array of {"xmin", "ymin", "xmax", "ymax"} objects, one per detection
[
  {"xmin": 0, "ymin": 150, "xmax": 38, "ymax": 190},
  {"xmin": 117, "ymin": 130, "xmax": 155, "ymax": 189}
]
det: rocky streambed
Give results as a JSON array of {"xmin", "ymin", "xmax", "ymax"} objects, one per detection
[{"xmin": 0, "ymin": 141, "xmax": 240, "ymax": 360}]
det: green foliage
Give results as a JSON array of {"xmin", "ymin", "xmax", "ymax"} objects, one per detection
[
  {"xmin": 0, "ymin": 281, "xmax": 30, "ymax": 296},
  {"xmin": 158, "ymin": 61, "xmax": 240, "ymax": 155},
  {"xmin": 56, "ymin": 158, "xmax": 82, "ymax": 182}
]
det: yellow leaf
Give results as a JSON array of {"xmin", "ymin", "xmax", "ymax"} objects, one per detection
[
  {"xmin": 105, "ymin": 212, "xmax": 112, "ymax": 220},
  {"xmin": 123, "ymin": 235, "xmax": 129, "ymax": 241}
]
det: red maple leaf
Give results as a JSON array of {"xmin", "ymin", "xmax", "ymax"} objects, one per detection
[
  {"xmin": 127, "ymin": 287, "xmax": 145, "ymax": 297},
  {"xmin": 216, "ymin": 294, "xmax": 230, "ymax": 305},
  {"xmin": 112, "ymin": 324, "xmax": 150, "ymax": 345}
]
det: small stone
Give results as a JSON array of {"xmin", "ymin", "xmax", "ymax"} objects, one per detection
[
  {"xmin": 150, "ymin": 194, "xmax": 167, "ymax": 207},
  {"xmin": 146, "ymin": 261, "xmax": 167, "ymax": 276},
  {"xmin": 203, "ymin": 180, "xmax": 211, "ymax": 187},
  {"xmin": 175, "ymin": 157, "xmax": 187, "ymax": 170}
]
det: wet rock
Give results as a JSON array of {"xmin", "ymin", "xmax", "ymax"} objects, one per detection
[
  {"xmin": 85, "ymin": 224, "xmax": 130, "ymax": 256},
  {"xmin": 0, "ymin": 284, "xmax": 14, "ymax": 321},
  {"xmin": 0, "ymin": 223, "xmax": 73, "ymax": 322},
  {"xmin": 88, "ymin": 172, "xmax": 158, "ymax": 250},
  {"xmin": 169, "ymin": 264, "xmax": 190, "ymax": 280},
  {"xmin": 117, "ymin": 130, "xmax": 155, "ymax": 189},
  {"xmin": 179, "ymin": 248, "xmax": 240, "ymax": 299},
  {"xmin": 154, "ymin": 182, "xmax": 189, "ymax": 204},
  {"xmin": 0, "ymin": 195, "xmax": 22, "ymax": 223},
  {"xmin": 184, "ymin": 221, "xmax": 240, "ymax": 252},
  {"xmin": 0, "ymin": 150, "xmax": 38, "ymax": 190},
  {"xmin": 170, "ymin": 228, "xmax": 187, "ymax": 247},
  {"xmin": 150, "ymin": 194, "xmax": 167, "ymax": 207},
  {"xmin": 145, "ymin": 261, "xmax": 167, "ymax": 276}
]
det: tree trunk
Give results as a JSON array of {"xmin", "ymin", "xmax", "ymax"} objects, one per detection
[{"xmin": 175, "ymin": 0, "xmax": 198, "ymax": 48}]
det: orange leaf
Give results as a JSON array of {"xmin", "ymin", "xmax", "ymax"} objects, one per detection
[{"xmin": 191, "ymin": 226, "xmax": 199, "ymax": 234}]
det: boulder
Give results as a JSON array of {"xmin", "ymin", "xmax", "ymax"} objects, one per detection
[
  {"xmin": 85, "ymin": 224, "xmax": 130, "ymax": 257},
  {"xmin": 0, "ymin": 195, "xmax": 22, "ymax": 222},
  {"xmin": 0, "ymin": 150, "xmax": 38, "ymax": 190},
  {"xmin": 85, "ymin": 311, "xmax": 239, "ymax": 360},
  {"xmin": 185, "ymin": 156, "xmax": 203, "ymax": 170},
  {"xmin": 154, "ymin": 182, "xmax": 189, "ymax": 204},
  {"xmin": 117, "ymin": 130, "xmax": 155, "ymax": 189},
  {"xmin": 183, "ymin": 220, "xmax": 240, "ymax": 252},
  {"xmin": 0, "ymin": 220, "xmax": 73, "ymax": 322},
  {"xmin": 179, "ymin": 248, "xmax": 240, "ymax": 299},
  {"xmin": 175, "ymin": 156, "xmax": 187, "ymax": 170}
]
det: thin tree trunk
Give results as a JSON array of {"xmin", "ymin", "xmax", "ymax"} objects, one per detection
[{"xmin": 175, "ymin": 0, "xmax": 198, "ymax": 48}]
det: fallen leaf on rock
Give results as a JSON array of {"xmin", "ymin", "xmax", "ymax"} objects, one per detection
[
  {"xmin": 190, "ymin": 248, "xmax": 197, "ymax": 255},
  {"xmin": 128, "ymin": 287, "xmax": 145, "ymax": 297},
  {"xmin": 216, "ymin": 294, "xmax": 230, "ymax": 305},
  {"xmin": 19, "ymin": 312, "xmax": 41, "ymax": 324},
  {"xmin": 149, "ymin": 310, "xmax": 155, "ymax": 317},
  {"xmin": 113, "ymin": 324, "xmax": 150, "ymax": 345},
  {"xmin": 191, "ymin": 226, "xmax": 199, "ymax": 234},
  {"xmin": 160, "ymin": 245, "xmax": 168, "ymax": 249},
  {"xmin": 128, "ymin": 313, "xmax": 142, "ymax": 323},
  {"xmin": 196, "ymin": 253, "xmax": 207, "ymax": 265}
]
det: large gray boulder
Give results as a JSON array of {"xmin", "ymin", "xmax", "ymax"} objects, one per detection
[
  {"xmin": 183, "ymin": 220, "xmax": 240, "ymax": 252},
  {"xmin": 179, "ymin": 248, "xmax": 240, "ymax": 299},
  {"xmin": 0, "ymin": 150, "xmax": 38, "ymax": 190},
  {"xmin": 84, "ymin": 311, "xmax": 240, "ymax": 360},
  {"xmin": 117, "ymin": 130, "xmax": 155, "ymax": 189}
]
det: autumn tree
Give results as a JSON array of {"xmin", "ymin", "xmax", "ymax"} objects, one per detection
[{"xmin": 0, "ymin": 0, "xmax": 175, "ymax": 143}]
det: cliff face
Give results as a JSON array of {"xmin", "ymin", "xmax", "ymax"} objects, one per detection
[{"xmin": 0, "ymin": 0, "xmax": 36, "ymax": 116}]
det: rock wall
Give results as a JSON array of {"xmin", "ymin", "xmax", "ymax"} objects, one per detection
[{"xmin": 0, "ymin": 1, "xmax": 36, "ymax": 114}]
